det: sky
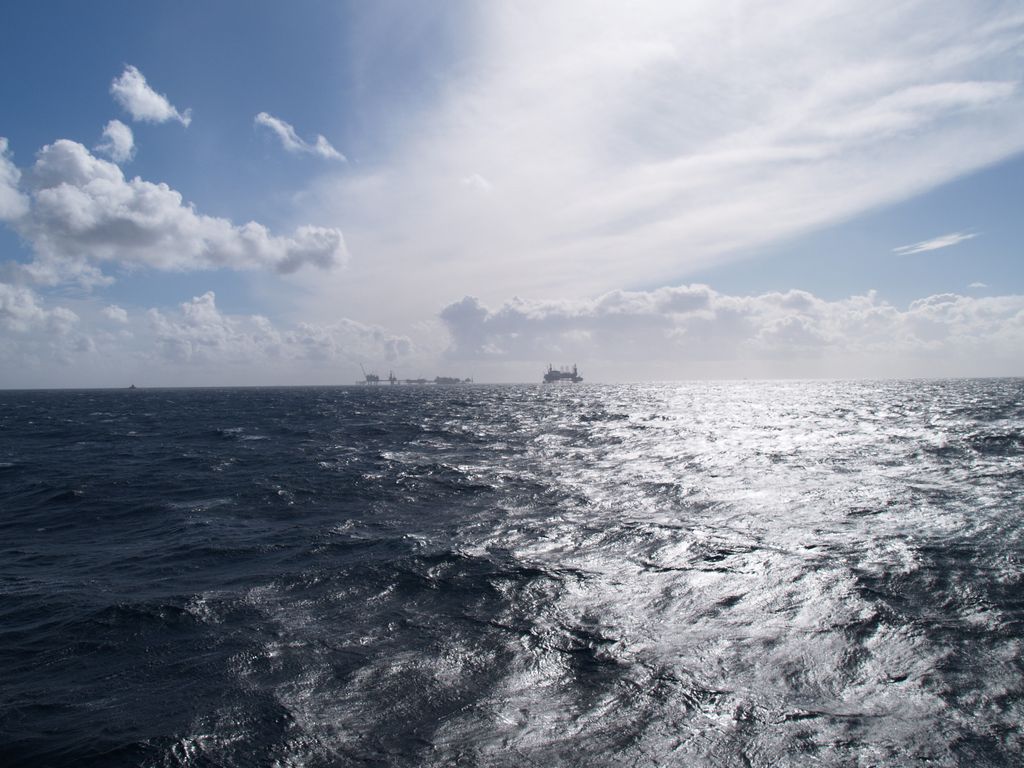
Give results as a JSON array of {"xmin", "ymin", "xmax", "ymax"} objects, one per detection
[{"xmin": 1, "ymin": 0, "xmax": 1022, "ymax": 386}]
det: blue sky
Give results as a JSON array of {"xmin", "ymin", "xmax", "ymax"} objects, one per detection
[
  {"xmin": 0, "ymin": 2, "xmax": 458, "ymax": 220},
  {"xmin": 688, "ymin": 152, "xmax": 1024, "ymax": 304},
  {"xmin": 1, "ymin": 2, "xmax": 1022, "ymax": 385}
]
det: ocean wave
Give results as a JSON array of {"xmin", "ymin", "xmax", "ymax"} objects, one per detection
[{"xmin": 1, "ymin": 380, "xmax": 1022, "ymax": 766}]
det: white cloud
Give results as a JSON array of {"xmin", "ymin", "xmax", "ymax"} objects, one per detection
[
  {"xmin": 146, "ymin": 291, "xmax": 409, "ymax": 365},
  {"xmin": 95, "ymin": 120, "xmax": 135, "ymax": 163},
  {"xmin": 102, "ymin": 304, "xmax": 128, "ymax": 323},
  {"xmin": 0, "ymin": 287, "xmax": 416, "ymax": 387},
  {"xmin": 300, "ymin": 1, "xmax": 1024, "ymax": 324},
  {"xmin": 814, "ymin": 81, "xmax": 1016, "ymax": 142},
  {"xmin": 8, "ymin": 139, "xmax": 347, "ymax": 284},
  {"xmin": 286, "ymin": 318, "xmax": 412, "ymax": 362},
  {"xmin": 255, "ymin": 112, "xmax": 345, "ymax": 161},
  {"xmin": 0, "ymin": 281, "xmax": 47, "ymax": 331},
  {"xmin": 439, "ymin": 283, "xmax": 1024, "ymax": 377},
  {"xmin": 147, "ymin": 291, "xmax": 282, "ymax": 363},
  {"xmin": 2, "ymin": 279, "xmax": 1021, "ymax": 385},
  {"xmin": 0, "ymin": 293, "xmax": 87, "ymax": 373},
  {"xmin": 894, "ymin": 231, "xmax": 977, "ymax": 255},
  {"xmin": 968, "ymin": 281, "xmax": 988, "ymax": 289},
  {"xmin": 110, "ymin": 65, "xmax": 192, "ymax": 126},
  {"xmin": 461, "ymin": 173, "xmax": 493, "ymax": 192},
  {"xmin": 0, "ymin": 281, "xmax": 78, "ymax": 333},
  {"xmin": 0, "ymin": 138, "xmax": 29, "ymax": 221}
]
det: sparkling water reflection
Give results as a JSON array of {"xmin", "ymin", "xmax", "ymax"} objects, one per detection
[{"xmin": 1, "ymin": 380, "xmax": 1022, "ymax": 766}]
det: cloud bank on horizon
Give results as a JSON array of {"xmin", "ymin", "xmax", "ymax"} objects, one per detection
[
  {"xmin": 2, "ymin": 279, "xmax": 1020, "ymax": 387},
  {"xmin": 0, "ymin": 285, "xmax": 413, "ymax": 387},
  {"xmin": 439, "ymin": 286, "xmax": 1024, "ymax": 375},
  {"xmin": 1, "ymin": 2, "xmax": 1023, "ymax": 385}
]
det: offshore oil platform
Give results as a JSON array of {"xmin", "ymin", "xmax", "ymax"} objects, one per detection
[
  {"xmin": 358, "ymin": 365, "xmax": 382, "ymax": 384},
  {"xmin": 543, "ymin": 363, "xmax": 583, "ymax": 383},
  {"xmin": 357, "ymin": 366, "xmax": 472, "ymax": 385}
]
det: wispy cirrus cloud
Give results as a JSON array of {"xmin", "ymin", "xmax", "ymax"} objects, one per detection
[
  {"xmin": 298, "ymin": 1, "xmax": 1024, "ymax": 326},
  {"xmin": 893, "ymin": 232, "xmax": 977, "ymax": 255},
  {"xmin": 110, "ymin": 65, "xmax": 191, "ymax": 126},
  {"xmin": 255, "ymin": 112, "xmax": 345, "ymax": 161}
]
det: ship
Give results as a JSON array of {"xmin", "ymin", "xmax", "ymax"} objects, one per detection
[{"xmin": 543, "ymin": 364, "xmax": 583, "ymax": 383}]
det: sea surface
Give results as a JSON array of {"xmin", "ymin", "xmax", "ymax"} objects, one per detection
[{"xmin": 1, "ymin": 381, "xmax": 1022, "ymax": 767}]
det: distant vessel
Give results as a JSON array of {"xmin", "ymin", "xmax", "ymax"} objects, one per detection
[
  {"xmin": 543, "ymin": 364, "xmax": 583, "ymax": 383},
  {"xmin": 434, "ymin": 376, "xmax": 473, "ymax": 385}
]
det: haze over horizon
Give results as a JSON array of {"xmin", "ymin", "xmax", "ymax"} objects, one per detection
[{"xmin": 1, "ymin": 1, "xmax": 1023, "ymax": 386}]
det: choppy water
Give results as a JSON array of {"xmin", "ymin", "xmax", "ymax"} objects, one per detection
[{"xmin": 1, "ymin": 381, "xmax": 1023, "ymax": 767}]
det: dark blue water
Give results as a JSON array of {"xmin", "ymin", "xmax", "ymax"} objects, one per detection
[{"xmin": 1, "ymin": 381, "xmax": 1022, "ymax": 766}]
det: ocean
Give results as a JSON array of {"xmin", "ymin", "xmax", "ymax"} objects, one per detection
[{"xmin": 1, "ymin": 380, "xmax": 1022, "ymax": 766}]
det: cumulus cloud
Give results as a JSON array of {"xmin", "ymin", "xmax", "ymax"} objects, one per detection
[
  {"xmin": 0, "ymin": 281, "xmax": 48, "ymax": 331},
  {"xmin": 0, "ymin": 283, "xmax": 85, "ymax": 380},
  {"xmin": 102, "ymin": 304, "xmax": 128, "ymax": 323},
  {"xmin": 8, "ymin": 139, "xmax": 347, "ymax": 283},
  {"xmin": 147, "ymin": 291, "xmax": 280, "ymax": 363},
  {"xmin": 894, "ymin": 232, "xmax": 977, "ymax": 255},
  {"xmin": 255, "ymin": 112, "xmax": 345, "ymax": 161},
  {"xmin": 95, "ymin": 119, "xmax": 135, "ymax": 163},
  {"xmin": 2, "ymin": 279, "xmax": 1020, "ymax": 385},
  {"xmin": 0, "ymin": 287, "xmax": 414, "ymax": 386},
  {"xmin": 110, "ymin": 65, "xmax": 191, "ymax": 126},
  {"xmin": 287, "ymin": 319, "xmax": 412, "ymax": 362},
  {"xmin": 968, "ymin": 281, "xmax": 988, "ymax": 289},
  {"xmin": 0, "ymin": 138, "xmax": 29, "ymax": 221},
  {"xmin": 0, "ymin": 281, "xmax": 78, "ymax": 333},
  {"xmin": 440, "ymin": 284, "xmax": 1024, "ymax": 374},
  {"xmin": 146, "ymin": 292, "xmax": 411, "ymax": 366}
]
